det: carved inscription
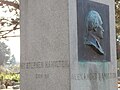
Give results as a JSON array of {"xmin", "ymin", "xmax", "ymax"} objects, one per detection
[
  {"xmin": 71, "ymin": 73, "xmax": 117, "ymax": 81},
  {"xmin": 21, "ymin": 60, "xmax": 69, "ymax": 69},
  {"xmin": 36, "ymin": 73, "xmax": 49, "ymax": 79},
  {"xmin": 21, "ymin": 60, "xmax": 69, "ymax": 79}
]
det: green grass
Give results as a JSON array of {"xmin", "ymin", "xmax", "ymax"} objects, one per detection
[{"xmin": 0, "ymin": 73, "xmax": 20, "ymax": 82}]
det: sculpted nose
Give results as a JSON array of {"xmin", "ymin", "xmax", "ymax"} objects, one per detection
[
  {"xmin": 100, "ymin": 26, "xmax": 104, "ymax": 32},
  {"xmin": 102, "ymin": 28, "xmax": 104, "ymax": 32}
]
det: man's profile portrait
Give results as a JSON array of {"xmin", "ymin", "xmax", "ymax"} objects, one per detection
[
  {"xmin": 84, "ymin": 10, "xmax": 104, "ymax": 55},
  {"xmin": 77, "ymin": 1, "xmax": 110, "ymax": 61}
]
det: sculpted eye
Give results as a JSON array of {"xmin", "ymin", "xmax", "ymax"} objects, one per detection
[
  {"xmin": 93, "ymin": 27, "xmax": 98, "ymax": 31},
  {"xmin": 95, "ymin": 26, "xmax": 98, "ymax": 29}
]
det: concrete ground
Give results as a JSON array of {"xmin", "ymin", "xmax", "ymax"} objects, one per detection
[
  {"xmin": 2, "ymin": 85, "xmax": 120, "ymax": 90},
  {"xmin": 1, "ymin": 86, "xmax": 20, "ymax": 90}
]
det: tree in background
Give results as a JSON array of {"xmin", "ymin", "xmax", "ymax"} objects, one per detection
[
  {"xmin": 0, "ymin": 41, "xmax": 17, "ymax": 72},
  {"xmin": 115, "ymin": 0, "xmax": 120, "ymax": 35},
  {"xmin": 0, "ymin": 0, "xmax": 20, "ymax": 39},
  {"xmin": 0, "ymin": 41, "xmax": 16, "ymax": 66},
  {"xmin": 7, "ymin": 55, "xmax": 16, "ymax": 66},
  {"xmin": 0, "ymin": 42, "xmax": 10, "ymax": 65},
  {"xmin": 0, "ymin": 0, "xmax": 19, "ymax": 64},
  {"xmin": 115, "ymin": 0, "xmax": 120, "ymax": 59},
  {"xmin": 0, "ymin": 0, "xmax": 19, "ymax": 74},
  {"xmin": 115, "ymin": 0, "xmax": 120, "ymax": 76},
  {"xmin": 0, "ymin": 0, "xmax": 19, "ymax": 69}
]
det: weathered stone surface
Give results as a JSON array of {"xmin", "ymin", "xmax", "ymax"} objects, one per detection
[
  {"xmin": 69, "ymin": 0, "xmax": 117, "ymax": 90},
  {"xmin": 20, "ymin": 0, "xmax": 70, "ymax": 90}
]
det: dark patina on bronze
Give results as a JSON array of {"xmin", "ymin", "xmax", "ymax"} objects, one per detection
[{"xmin": 77, "ymin": 0, "xmax": 110, "ymax": 61}]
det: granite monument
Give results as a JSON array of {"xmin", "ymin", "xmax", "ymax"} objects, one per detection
[{"xmin": 21, "ymin": 0, "xmax": 117, "ymax": 90}]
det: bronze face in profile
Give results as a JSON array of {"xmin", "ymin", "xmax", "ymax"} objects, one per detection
[{"xmin": 84, "ymin": 10, "xmax": 104, "ymax": 55}]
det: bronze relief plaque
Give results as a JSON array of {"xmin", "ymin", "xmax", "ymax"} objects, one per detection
[{"xmin": 77, "ymin": 0, "xmax": 110, "ymax": 61}]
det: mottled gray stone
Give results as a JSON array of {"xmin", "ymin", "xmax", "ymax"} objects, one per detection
[{"xmin": 20, "ymin": 0, "xmax": 69, "ymax": 90}]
